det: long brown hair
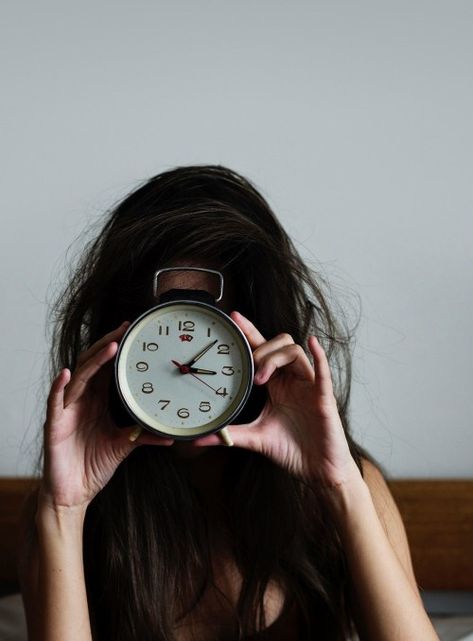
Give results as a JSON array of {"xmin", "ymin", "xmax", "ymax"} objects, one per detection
[{"xmin": 35, "ymin": 164, "xmax": 383, "ymax": 640}]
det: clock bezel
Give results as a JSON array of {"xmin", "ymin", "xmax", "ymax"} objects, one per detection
[{"xmin": 114, "ymin": 300, "xmax": 254, "ymax": 440}]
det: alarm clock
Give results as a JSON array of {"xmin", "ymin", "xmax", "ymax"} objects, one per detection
[{"xmin": 112, "ymin": 267, "xmax": 254, "ymax": 443}]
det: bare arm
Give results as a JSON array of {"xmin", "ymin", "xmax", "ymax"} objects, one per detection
[
  {"xmin": 323, "ymin": 459, "xmax": 439, "ymax": 641},
  {"xmin": 17, "ymin": 487, "xmax": 92, "ymax": 641},
  {"xmin": 34, "ymin": 498, "xmax": 91, "ymax": 641},
  {"xmin": 19, "ymin": 322, "xmax": 173, "ymax": 641},
  {"xmin": 208, "ymin": 316, "xmax": 438, "ymax": 639}
]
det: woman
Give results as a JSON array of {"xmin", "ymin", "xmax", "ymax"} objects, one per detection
[{"xmin": 17, "ymin": 164, "xmax": 440, "ymax": 641}]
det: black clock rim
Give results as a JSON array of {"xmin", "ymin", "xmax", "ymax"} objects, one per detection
[{"xmin": 114, "ymin": 299, "xmax": 254, "ymax": 440}]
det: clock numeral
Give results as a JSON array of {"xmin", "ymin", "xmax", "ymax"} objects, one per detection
[
  {"xmin": 136, "ymin": 361, "xmax": 149, "ymax": 372},
  {"xmin": 142, "ymin": 382, "xmax": 154, "ymax": 394},
  {"xmin": 221, "ymin": 366, "xmax": 234, "ymax": 376},
  {"xmin": 217, "ymin": 344, "xmax": 230, "ymax": 355},
  {"xmin": 216, "ymin": 387, "xmax": 228, "ymax": 397},
  {"xmin": 199, "ymin": 401, "xmax": 211, "ymax": 413},
  {"xmin": 142, "ymin": 342, "xmax": 159, "ymax": 351},
  {"xmin": 158, "ymin": 325, "xmax": 169, "ymax": 336},
  {"xmin": 207, "ymin": 327, "xmax": 211, "ymax": 337},
  {"xmin": 157, "ymin": 399, "xmax": 170, "ymax": 410},
  {"xmin": 178, "ymin": 320, "xmax": 195, "ymax": 332},
  {"xmin": 177, "ymin": 408, "xmax": 190, "ymax": 418}
]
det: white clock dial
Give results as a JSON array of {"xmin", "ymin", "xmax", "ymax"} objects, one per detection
[{"xmin": 115, "ymin": 302, "xmax": 253, "ymax": 438}]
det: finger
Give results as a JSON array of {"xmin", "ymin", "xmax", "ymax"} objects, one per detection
[
  {"xmin": 230, "ymin": 311, "xmax": 266, "ymax": 349},
  {"xmin": 252, "ymin": 332, "xmax": 294, "ymax": 367},
  {"xmin": 64, "ymin": 341, "xmax": 118, "ymax": 407},
  {"xmin": 255, "ymin": 343, "xmax": 314, "ymax": 383},
  {"xmin": 46, "ymin": 368, "xmax": 71, "ymax": 423},
  {"xmin": 308, "ymin": 336, "xmax": 336, "ymax": 400},
  {"xmin": 76, "ymin": 321, "xmax": 130, "ymax": 367}
]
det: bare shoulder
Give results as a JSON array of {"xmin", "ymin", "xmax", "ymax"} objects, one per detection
[
  {"xmin": 359, "ymin": 457, "xmax": 421, "ymax": 598},
  {"xmin": 360, "ymin": 457, "xmax": 395, "ymax": 520}
]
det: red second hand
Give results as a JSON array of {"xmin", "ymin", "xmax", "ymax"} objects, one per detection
[
  {"xmin": 189, "ymin": 372, "xmax": 219, "ymax": 393},
  {"xmin": 172, "ymin": 359, "xmax": 218, "ymax": 393}
]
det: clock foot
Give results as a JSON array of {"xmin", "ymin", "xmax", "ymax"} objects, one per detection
[
  {"xmin": 219, "ymin": 427, "xmax": 234, "ymax": 447},
  {"xmin": 128, "ymin": 426, "xmax": 143, "ymax": 442}
]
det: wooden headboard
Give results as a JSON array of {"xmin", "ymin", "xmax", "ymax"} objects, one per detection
[
  {"xmin": 1, "ymin": 477, "xmax": 472, "ymax": 596},
  {"xmin": 387, "ymin": 479, "xmax": 473, "ymax": 590}
]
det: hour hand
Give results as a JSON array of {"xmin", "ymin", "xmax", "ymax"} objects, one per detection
[{"xmin": 171, "ymin": 360, "xmax": 216, "ymax": 375}]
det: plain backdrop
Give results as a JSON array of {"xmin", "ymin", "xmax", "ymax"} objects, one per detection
[{"xmin": 1, "ymin": 0, "xmax": 471, "ymax": 477}]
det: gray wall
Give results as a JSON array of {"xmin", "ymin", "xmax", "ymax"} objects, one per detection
[{"xmin": 1, "ymin": 1, "xmax": 471, "ymax": 477}]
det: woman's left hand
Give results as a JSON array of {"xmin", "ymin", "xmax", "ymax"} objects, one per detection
[{"xmin": 192, "ymin": 311, "xmax": 363, "ymax": 489}]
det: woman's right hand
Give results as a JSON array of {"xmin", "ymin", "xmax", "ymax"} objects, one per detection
[{"xmin": 38, "ymin": 321, "xmax": 175, "ymax": 512}]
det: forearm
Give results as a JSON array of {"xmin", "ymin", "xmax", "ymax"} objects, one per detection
[
  {"xmin": 35, "ymin": 503, "xmax": 93, "ymax": 641},
  {"xmin": 321, "ymin": 476, "xmax": 439, "ymax": 641}
]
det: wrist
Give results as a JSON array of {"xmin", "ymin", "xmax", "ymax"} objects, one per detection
[
  {"xmin": 35, "ymin": 496, "xmax": 89, "ymax": 536},
  {"xmin": 311, "ymin": 463, "xmax": 371, "ymax": 525},
  {"xmin": 37, "ymin": 483, "xmax": 91, "ymax": 514}
]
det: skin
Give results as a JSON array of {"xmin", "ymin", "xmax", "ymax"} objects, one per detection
[
  {"xmin": 26, "ymin": 263, "xmax": 441, "ymax": 641},
  {"xmin": 190, "ymin": 310, "xmax": 362, "ymax": 491},
  {"xmin": 39, "ymin": 264, "xmax": 232, "ymax": 509}
]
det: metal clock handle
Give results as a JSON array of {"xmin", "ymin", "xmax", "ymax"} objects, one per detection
[
  {"xmin": 152, "ymin": 266, "xmax": 233, "ymax": 448},
  {"xmin": 153, "ymin": 267, "xmax": 224, "ymax": 302}
]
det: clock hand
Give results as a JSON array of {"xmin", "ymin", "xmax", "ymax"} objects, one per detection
[
  {"xmin": 186, "ymin": 339, "xmax": 218, "ymax": 367},
  {"xmin": 171, "ymin": 360, "xmax": 219, "ymax": 392},
  {"xmin": 171, "ymin": 360, "xmax": 216, "ymax": 375},
  {"xmin": 171, "ymin": 359, "xmax": 191, "ymax": 374},
  {"xmin": 189, "ymin": 372, "xmax": 220, "ymax": 394}
]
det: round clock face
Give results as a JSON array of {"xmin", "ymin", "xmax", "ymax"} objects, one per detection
[{"xmin": 115, "ymin": 301, "xmax": 254, "ymax": 438}]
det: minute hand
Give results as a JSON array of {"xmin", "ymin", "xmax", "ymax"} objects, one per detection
[{"xmin": 186, "ymin": 339, "xmax": 218, "ymax": 367}]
